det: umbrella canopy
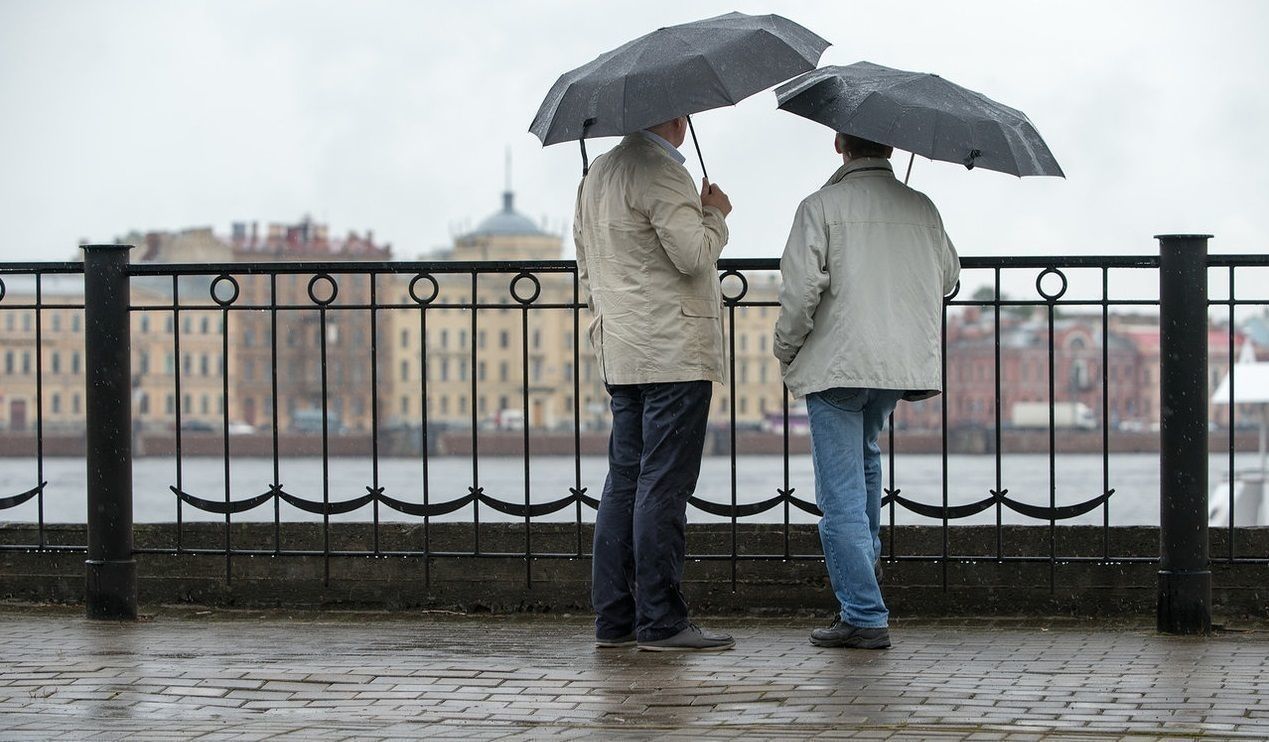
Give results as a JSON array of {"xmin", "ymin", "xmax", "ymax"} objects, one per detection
[
  {"xmin": 529, "ymin": 12, "xmax": 828, "ymax": 175},
  {"xmin": 775, "ymin": 61, "xmax": 1063, "ymax": 178}
]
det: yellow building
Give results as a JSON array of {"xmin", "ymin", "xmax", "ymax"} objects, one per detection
[
  {"xmin": 0, "ymin": 273, "xmax": 224, "ymax": 433},
  {"xmin": 386, "ymin": 190, "xmax": 787, "ymax": 432},
  {"xmin": 387, "ymin": 190, "xmax": 609, "ymax": 432}
]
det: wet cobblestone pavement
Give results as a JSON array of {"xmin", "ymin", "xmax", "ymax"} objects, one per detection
[{"xmin": 2, "ymin": 607, "xmax": 1268, "ymax": 740}]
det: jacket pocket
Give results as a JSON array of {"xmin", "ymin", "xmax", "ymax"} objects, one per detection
[{"xmin": 680, "ymin": 297, "xmax": 719, "ymax": 318}]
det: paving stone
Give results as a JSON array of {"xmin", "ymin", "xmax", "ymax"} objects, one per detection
[{"xmin": 1, "ymin": 609, "xmax": 1269, "ymax": 738}]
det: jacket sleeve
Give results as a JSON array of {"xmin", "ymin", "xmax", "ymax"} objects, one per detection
[
  {"xmin": 938, "ymin": 215, "xmax": 961, "ymax": 296},
  {"xmin": 773, "ymin": 198, "xmax": 830, "ymax": 365},
  {"xmin": 643, "ymin": 166, "xmax": 728, "ymax": 276},
  {"xmin": 572, "ymin": 178, "xmax": 595, "ymax": 313}
]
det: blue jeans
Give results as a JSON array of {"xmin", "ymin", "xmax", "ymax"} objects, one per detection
[
  {"xmin": 807, "ymin": 387, "xmax": 903, "ymax": 628},
  {"xmin": 592, "ymin": 381, "xmax": 712, "ymax": 642}
]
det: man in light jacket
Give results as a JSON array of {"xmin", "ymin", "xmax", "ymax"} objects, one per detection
[
  {"xmin": 574, "ymin": 115, "xmax": 735, "ymax": 651},
  {"xmin": 774, "ymin": 133, "xmax": 959, "ymax": 649}
]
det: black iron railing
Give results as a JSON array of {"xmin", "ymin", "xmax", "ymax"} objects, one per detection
[{"xmin": 2, "ymin": 238, "xmax": 1266, "ymax": 631}]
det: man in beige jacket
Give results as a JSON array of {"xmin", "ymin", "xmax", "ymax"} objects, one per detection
[
  {"xmin": 574, "ymin": 115, "xmax": 734, "ymax": 651},
  {"xmin": 775, "ymin": 134, "xmax": 959, "ymax": 649}
]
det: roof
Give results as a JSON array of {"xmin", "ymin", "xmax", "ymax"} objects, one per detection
[
  {"xmin": 1212, "ymin": 363, "xmax": 1269, "ymax": 404},
  {"xmin": 467, "ymin": 191, "xmax": 545, "ymax": 237}
]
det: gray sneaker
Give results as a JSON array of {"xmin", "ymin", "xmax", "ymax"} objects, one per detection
[
  {"xmin": 809, "ymin": 618, "xmax": 891, "ymax": 649},
  {"xmin": 637, "ymin": 623, "xmax": 735, "ymax": 652},
  {"xmin": 595, "ymin": 632, "xmax": 636, "ymax": 648}
]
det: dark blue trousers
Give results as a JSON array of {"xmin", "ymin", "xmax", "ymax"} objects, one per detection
[{"xmin": 592, "ymin": 380, "xmax": 712, "ymax": 642}]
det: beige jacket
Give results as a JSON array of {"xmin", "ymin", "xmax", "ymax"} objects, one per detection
[
  {"xmin": 574, "ymin": 134, "xmax": 729, "ymax": 385},
  {"xmin": 774, "ymin": 158, "xmax": 960, "ymax": 399}
]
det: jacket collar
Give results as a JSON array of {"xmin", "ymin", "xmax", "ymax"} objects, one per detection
[
  {"xmin": 622, "ymin": 133, "xmax": 686, "ymax": 166},
  {"xmin": 824, "ymin": 157, "xmax": 895, "ymax": 187}
]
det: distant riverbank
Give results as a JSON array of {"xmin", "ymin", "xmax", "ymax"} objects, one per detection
[{"xmin": 1, "ymin": 427, "xmax": 1263, "ymax": 458}]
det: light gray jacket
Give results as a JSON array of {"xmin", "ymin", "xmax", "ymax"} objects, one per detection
[
  {"xmin": 574, "ymin": 134, "xmax": 729, "ymax": 385},
  {"xmin": 774, "ymin": 158, "xmax": 960, "ymax": 399}
]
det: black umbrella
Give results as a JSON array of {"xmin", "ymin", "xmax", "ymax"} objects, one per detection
[
  {"xmin": 775, "ymin": 61, "xmax": 1064, "ymax": 179},
  {"xmin": 529, "ymin": 12, "xmax": 829, "ymax": 178}
]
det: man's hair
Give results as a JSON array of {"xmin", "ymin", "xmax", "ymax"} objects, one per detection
[{"xmin": 838, "ymin": 133, "xmax": 891, "ymax": 159}]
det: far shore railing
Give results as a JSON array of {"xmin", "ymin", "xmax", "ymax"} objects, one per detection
[{"xmin": 1, "ymin": 235, "xmax": 1265, "ymax": 632}]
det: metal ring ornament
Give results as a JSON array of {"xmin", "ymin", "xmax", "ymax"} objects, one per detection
[
  {"xmin": 719, "ymin": 270, "xmax": 748, "ymax": 304},
  {"xmin": 945, "ymin": 279, "xmax": 961, "ymax": 301},
  {"xmin": 1035, "ymin": 267, "xmax": 1068, "ymax": 302},
  {"xmin": 209, "ymin": 274, "xmax": 240, "ymax": 307},
  {"xmin": 408, "ymin": 273, "xmax": 439, "ymax": 305},
  {"xmin": 509, "ymin": 272, "xmax": 541, "ymax": 305},
  {"xmin": 0, "ymin": 277, "xmax": 6, "ymax": 304},
  {"xmin": 306, "ymin": 274, "xmax": 338, "ymax": 306}
]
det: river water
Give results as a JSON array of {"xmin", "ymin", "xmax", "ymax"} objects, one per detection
[{"xmin": 0, "ymin": 452, "xmax": 1257, "ymax": 526}]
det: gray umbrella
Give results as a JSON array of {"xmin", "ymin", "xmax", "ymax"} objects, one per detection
[
  {"xmin": 529, "ymin": 12, "xmax": 829, "ymax": 177},
  {"xmin": 775, "ymin": 61, "xmax": 1064, "ymax": 178}
]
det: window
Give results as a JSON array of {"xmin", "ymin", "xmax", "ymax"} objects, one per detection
[
  {"xmin": 139, "ymin": 353, "xmax": 149, "ymax": 375},
  {"xmin": 72, "ymin": 315, "xmax": 81, "ymax": 332},
  {"xmin": 201, "ymin": 395, "xmax": 210, "ymax": 414},
  {"xmin": 3, "ymin": 352, "xmax": 10, "ymax": 374},
  {"xmin": 72, "ymin": 394, "xmax": 81, "ymax": 414},
  {"xmin": 458, "ymin": 359, "xmax": 467, "ymax": 381},
  {"xmin": 479, "ymin": 361, "xmax": 486, "ymax": 381},
  {"xmin": 51, "ymin": 352, "xmax": 61, "ymax": 374},
  {"xmin": 183, "ymin": 395, "xmax": 192, "ymax": 414},
  {"xmin": 400, "ymin": 329, "xmax": 409, "ymax": 349},
  {"xmin": 499, "ymin": 361, "xmax": 508, "ymax": 382},
  {"xmin": 400, "ymin": 360, "xmax": 409, "ymax": 382},
  {"xmin": 200, "ymin": 317, "xmax": 210, "ymax": 335},
  {"xmin": 166, "ymin": 395, "xmax": 175, "ymax": 414},
  {"xmin": 440, "ymin": 359, "xmax": 449, "ymax": 382},
  {"xmin": 401, "ymin": 396, "xmax": 409, "ymax": 416},
  {"xmin": 479, "ymin": 331, "xmax": 486, "ymax": 349},
  {"xmin": 51, "ymin": 394, "xmax": 61, "ymax": 414},
  {"xmin": 459, "ymin": 395, "xmax": 467, "ymax": 414},
  {"xmin": 532, "ymin": 330, "xmax": 541, "ymax": 349},
  {"xmin": 441, "ymin": 330, "xmax": 449, "ymax": 348},
  {"xmin": 564, "ymin": 362, "xmax": 573, "ymax": 381},
  {"xmin": 200, "ymin": 354, "xmax": 209, "ymax": 376},
  {"xmin": 499, "ymin": 395, "xmax": 508, "ymax": 411},
  {"xmin": 22, "ymin": 352, "xmax": 30, "ymax": 374},
  {"xmin": 140, "ymin": 316, "xmax": 149, "ymax": 334},
  {"xmin": 441, "ymin": 397, "xmax": 449, "ymax": 415},
  {"xmin": 52, "ymin": 314, "xmax": 62, "ymax": 332},
  {"xmin": 500, "ymin": 330, "xmax": 510, "ymax": 349},
  {"xmin": 458, "ymin": 330, "xmax": 466, "ymax": 348},
  {"xmin": 139, "ymin": 393, "xmax": 149, "ymax": 414}
]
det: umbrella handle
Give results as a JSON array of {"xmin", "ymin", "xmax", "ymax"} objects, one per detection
[
  {"xmin": 904, "ymin": 152, "xmax": 915, "ymax": 185},
  {"xmin": 579, "ymin": 118, "xmax": 596, "ymax": 176},
  {"xmin": 687, "ymin": 114, "xmax": 709, "ymax": 183}
]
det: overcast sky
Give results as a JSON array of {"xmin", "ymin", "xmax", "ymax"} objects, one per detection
[{"xmin": 2, "ymin": 0, "xmax": 1267, "ymax": 268}]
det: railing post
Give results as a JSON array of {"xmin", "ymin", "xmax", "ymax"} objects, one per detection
[
  {"xmin": 1156, "ymin": 233, "xmax": 1212, "ymax": 634},
  {"xmin": 81, "ymin": 244, "xmax": 137, "ymax": 620}
]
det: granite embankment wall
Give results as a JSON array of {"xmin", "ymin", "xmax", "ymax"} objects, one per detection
[{"xmin": 3, "ymin": 524, "xmax": 1267, "ymax": 619}]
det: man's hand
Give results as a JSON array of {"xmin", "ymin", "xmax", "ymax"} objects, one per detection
[{"xmin": 700, "ymin": 178, "xmax": 733, "ymax": 217}]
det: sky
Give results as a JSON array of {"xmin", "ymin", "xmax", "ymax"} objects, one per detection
[{"xmin": 1, "ymin": 0, "xmax": 1267, "ymax": 270}]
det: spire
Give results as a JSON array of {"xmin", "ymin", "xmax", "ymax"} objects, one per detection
[{"xmin": 502, "ymin": 146, "xmax": 514, "ymax": 212}]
